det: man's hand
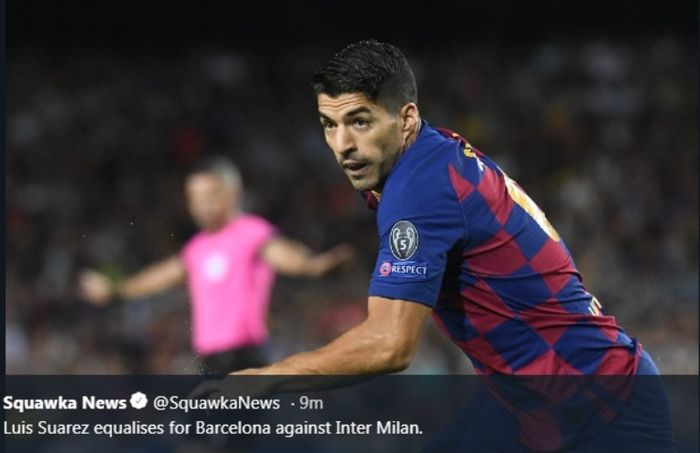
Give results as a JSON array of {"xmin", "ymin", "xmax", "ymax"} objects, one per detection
[
  {"xmin": 308, "ymin": 243, "xmax": 355, "ymax": 277},
  {"xmin": 261, "ymin": 238, "xmax": 355, "ymax": 277},
  {"xmin": 77, "ymin": 256, "xmax": 185, "ymax": 304},
  {"xmin": 77, "ymin": 269, "xmax": 114, "ymax": 306}
]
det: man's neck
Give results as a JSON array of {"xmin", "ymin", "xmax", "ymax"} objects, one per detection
[
  {"xmin": 401, "ymin": 117, "xmax": 422, "ymax": 153},
  {"xmin": 373, "ymin": 118, "xmax": 423, "ymax": 195}
]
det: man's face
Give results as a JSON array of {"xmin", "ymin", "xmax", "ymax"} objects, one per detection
[
  {"xmin": 185, "ymin": 173, "xmax": 237, "ymax": 231},
  {"xmin": 318, "ymin": 92, "xmax": 404, "ymax": 192}
]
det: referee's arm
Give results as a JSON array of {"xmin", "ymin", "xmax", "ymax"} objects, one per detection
[
  {"xmin": 78, "ymin": 255, "xmax": 186, "ymax": 305},
  {"xmin": 237, "ymin": 296, "xmax": 431, "ymax": 375}
]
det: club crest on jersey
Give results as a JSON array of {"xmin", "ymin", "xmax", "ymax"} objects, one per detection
[{"xmin": 390, "ymin": 220, "xmax": 418, "ymax": 260}]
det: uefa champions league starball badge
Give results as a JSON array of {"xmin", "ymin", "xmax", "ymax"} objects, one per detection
[{"xmin": 390, "ymin": 221, "xmax": 418, "ymax": 260}]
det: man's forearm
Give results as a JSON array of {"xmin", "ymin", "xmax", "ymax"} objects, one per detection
[
  {"xmin": 246, "ymin": 322, "xmax": 412, "ymax": 376},
  {"xmin": 187, "ymin": 298, "xmax": 431, "ymax": 398},
  {"xmin": 234, "ymin": 323, "xmax": 409, "ymax": 395},
  {"xmin": 262, "ymin": 239, "xmax": 353, "ymax": 278},
  {"xmin": 116, "ymin": 256, "xmax": 185, "ymax": 300}
]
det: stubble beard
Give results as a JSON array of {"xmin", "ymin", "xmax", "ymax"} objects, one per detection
[{"xmin": 346, "ymin": 166, "xmax": 381, "ymax": 192}]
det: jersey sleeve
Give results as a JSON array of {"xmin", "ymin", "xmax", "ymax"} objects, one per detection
[
  {"xmin": 244, "ymin": 215, "xmax": 279, "ymax": 257},
  {"xmin": 368, "ymin": 168, "xmax": 466, "ymax": 309}
]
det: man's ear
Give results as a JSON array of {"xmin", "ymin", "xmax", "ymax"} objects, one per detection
[{"xmin": 399, "ymin": 103, "xmax": 420, "ymax": 143}]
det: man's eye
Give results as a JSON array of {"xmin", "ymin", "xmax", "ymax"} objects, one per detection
[
  {"xmin": 354, "ymin": 119, "xmax": 369, "ymax": 127},
  {"xmin": 322, "ymin": 122, "xmax": 336, "ymax": 130}
]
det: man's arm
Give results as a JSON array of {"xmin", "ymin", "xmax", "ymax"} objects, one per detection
[
  {"xmin": 260, "ymin": 237, "xmax": 354, "ymax": 278},
  {"xmin": 237, "ymin": 296, "xmax": 431, "ymax": 375},
  {"xmin": 78, "ymin": 255, "xmax": 186, "ymax": 305}
]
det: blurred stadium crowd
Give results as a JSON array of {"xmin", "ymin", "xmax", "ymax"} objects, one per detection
[{"xmin": 6, "ymin": 37, "xmax": 697, "ymax": 374}]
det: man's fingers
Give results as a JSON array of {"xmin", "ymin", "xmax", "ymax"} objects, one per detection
[
  {"xmin": 189, "ymin": 380, "xmax": 221, "ymax": 399},
  {"xmin": 327, "ymin": 244, "xmax": 355, "ymax": 265},
  {"xmin": 333, "ymin": 243, "xmax": 355, "ymax": 257},
  {"xmin": 77, "ymin": 269, "xmax": 112, "ymax": 304}
]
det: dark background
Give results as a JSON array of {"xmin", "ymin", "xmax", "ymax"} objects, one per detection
[
  {"xmin": 5, "ymin": 1, "xmax": 698, "ymax": 374},
  {"xmin": 7, "ymin": 1, "xmax": 698, "ymax": 49}
]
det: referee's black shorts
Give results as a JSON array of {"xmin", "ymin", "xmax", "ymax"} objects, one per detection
[{"xmin": 200, "ymin": 344, "xmax": 268, "ymax": 375}]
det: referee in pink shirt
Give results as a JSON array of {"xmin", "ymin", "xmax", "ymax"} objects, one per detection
[{"xmin": 79, "ymin": 156, "xmax": 353, "ymax": 374}]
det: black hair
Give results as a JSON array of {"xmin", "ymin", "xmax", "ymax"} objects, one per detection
[{"xmin": 311, "ymin": 40, "xmax": 417, "ymax": 112}]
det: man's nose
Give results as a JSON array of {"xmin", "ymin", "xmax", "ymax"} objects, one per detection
[{"xmin": 335, "ymin": 126, "xmax": 356, "ymax": 158}]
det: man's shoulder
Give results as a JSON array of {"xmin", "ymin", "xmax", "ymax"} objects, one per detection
[
  {"xmin": 380, "ymin": 125, "xmax": 466, "ymax": 211},
  {"xmin": 181, "ymin": 230, "xmax": 205, "ymax": 260},
  {"xmin": 232, "ymin": 213, "xmax": 274, "ymax": 230},
  {"xmin": 225, "ymin": 215, "xmax": 278, "ymax": 247},
  {"xmin": 186, "ymin": 215, "xmax": 275, "ymax": 245}
]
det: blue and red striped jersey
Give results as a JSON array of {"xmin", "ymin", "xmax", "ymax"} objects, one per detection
[{"xmin": 367, "ymin": 121, "xmax": 641, "ymax": 375}]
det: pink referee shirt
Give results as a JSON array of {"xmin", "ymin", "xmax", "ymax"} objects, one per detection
[{"xmin": 181, "ymin": 214, "xmax": 276, "ymax": 355}]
